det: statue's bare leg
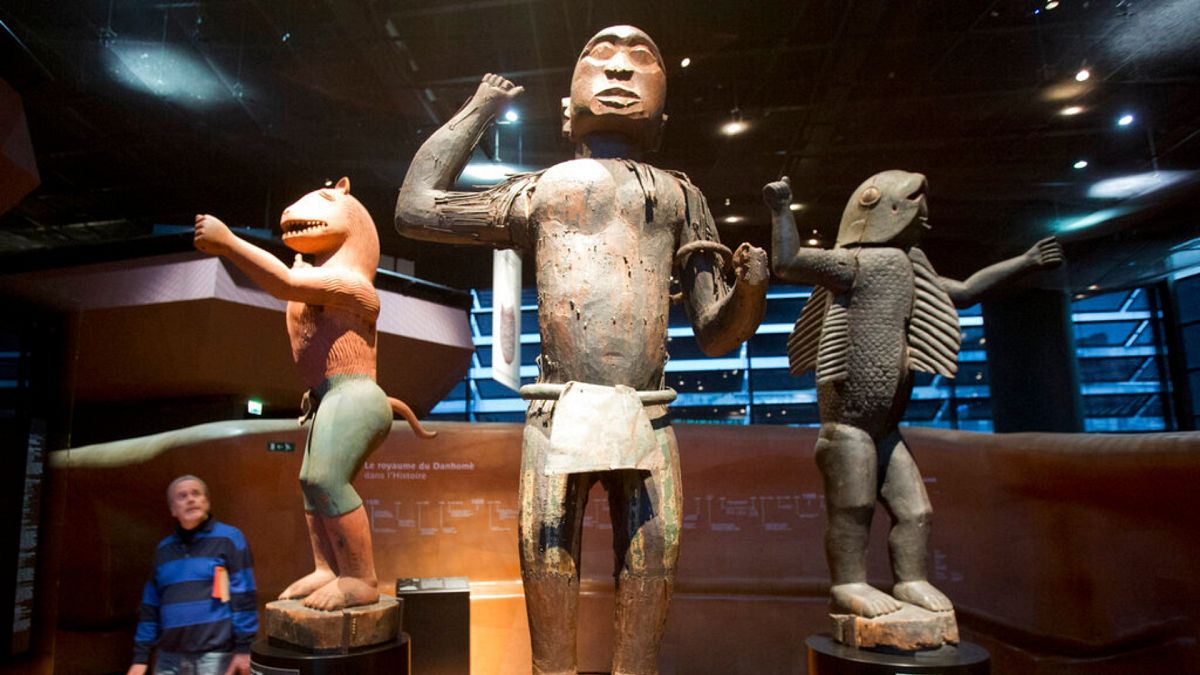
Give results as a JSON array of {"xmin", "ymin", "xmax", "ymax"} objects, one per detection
[
  {"xmin": 295, "ymin": 379, "xmax": 390, "ymax": 610},
  {"xmin": 605, "ymin": 419, "xmax": 680, "ymax": 675},
  {"xmin": 519, "ymin": 407, "xmax": 589, "ymax": 675},
  {"xmin": 303, "ymin": 505, "xmax": 379, "ymax": 610},
  {"xmin": 278, "ymin": 511, "xmax": 337, "ymax": 599},
  {"xmin": 878, "ymin": 432, "xmax": 952, "ymax": 612},
  {"xmin": 816, "ymin": 423, "xmax": 901, "ymax": 617}
]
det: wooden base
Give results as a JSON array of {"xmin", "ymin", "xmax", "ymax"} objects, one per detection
[
  {"xmin": 808, "ymin": 634, "xmax": 989, "ymax": 674},
  {"xmin": 265, "ymin": 595, "xmax": 402, "ymax": 653},
  {"xmin": 832, "ymin": 603, "xmax": 958, "ymax": 650},
  {"xmin": 251, "ymin": 635, "xmax": 410, "ymax": 675}
]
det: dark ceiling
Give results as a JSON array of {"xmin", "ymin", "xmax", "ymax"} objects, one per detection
[{"xmin": 2, "ymin": 0, "xmax": 1198, "ymax": 292}]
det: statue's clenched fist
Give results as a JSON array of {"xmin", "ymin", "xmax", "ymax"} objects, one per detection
[
  {"xmin": 733, "ymin": 242, "xmax": 769, "ymax": 285},
  {"xmin": 474, "ymin": 73, "xmax": 524, "ymax": 110},
  {"xmin": 762, "ymin": 176, "xmax": 792, "ymax": 211},
  {"xmin": 193, "ymin": 214, "xmax": 235, "ymax": 255}
]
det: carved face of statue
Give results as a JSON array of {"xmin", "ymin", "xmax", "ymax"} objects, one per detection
[
  {"xmin": 279, "ymin": 176, "xmax": 380, "ymax": 269},
  {"xmin": 168, "ymin": 478, "xmax": 211, "ymax": 530},
  {"xmin": 566, "ymin": 25, "xmax": 666, "ymax": 149},
  {"xmin": 835, "ymin": 170, "xmax": 930, "ymax": 248}
]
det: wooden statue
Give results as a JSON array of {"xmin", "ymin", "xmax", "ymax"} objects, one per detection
[
  {"xmin": 396, "ymin": 26, "xmax": 768, "ymax": 675},
  {"xmin": 764, "ymin": 172, "xmax": 1063, "ymax": 649},
  {"xmin": 194, "ymin": 177, "xmax": 434, "ymax": 612}
]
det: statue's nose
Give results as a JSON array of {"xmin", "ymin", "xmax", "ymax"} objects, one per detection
[{"xmin": 604, "ymin": 51, "xmax": 635, "ymax": 80}]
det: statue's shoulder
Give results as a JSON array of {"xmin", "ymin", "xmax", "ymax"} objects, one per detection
[
  {"xmin": 661, "ymin": 168, "xmax": 694, "ymax": 187},
  {"xmin": 542, "ymin": 158, "xmax": 609, "ymax": 183}
]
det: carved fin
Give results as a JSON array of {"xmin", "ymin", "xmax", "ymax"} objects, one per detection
[
  {"xmin": 815, "ymin": 300, "xmax": 850, "ymax": 385},
  {"xmin": 907, "ymin": 248, "xmax": 961, "ymax": 378},
  {"xmin": 787, "ymin": 286, "xmax": 830, "ymax": 377}
]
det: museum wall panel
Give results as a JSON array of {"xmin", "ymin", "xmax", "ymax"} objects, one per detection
[{"xmin": 48, "ymin": 423, "xmax": 1200, "ymax": 674}]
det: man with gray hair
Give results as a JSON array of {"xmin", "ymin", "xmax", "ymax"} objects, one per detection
[{"xmin": 127, "ymin": 475, "xmax": 258, "ymax": 675}]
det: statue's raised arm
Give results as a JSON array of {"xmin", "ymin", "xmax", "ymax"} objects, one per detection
[
  {"xmin": 394, "ymin": 74, "xmax": 530, "ymax": 247},
  {"xmin": 937, "ymin": 236, "xmax": 1064, "ymax": 308},
  {"xmin": 764, "ymin": 176, "xmax": 855, "ymax": 292}
]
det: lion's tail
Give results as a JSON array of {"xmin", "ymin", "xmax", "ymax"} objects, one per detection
[{"xmin": 387, "ymin": 397, "xmax": 438, "ymax": 439}]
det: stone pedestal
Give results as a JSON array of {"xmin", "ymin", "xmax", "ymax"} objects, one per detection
[
  {"xmin": 832, "ymin": 603, "xmax": 958, "ymax": 651},
  {"xmin": 265, "ymin": 595, "xmax": 402, "ymax": 653},
  {"xmin": 807, "ymin": 634, "xmax": 989, "ymax": 674}
]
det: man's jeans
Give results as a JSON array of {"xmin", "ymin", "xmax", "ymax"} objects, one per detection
[{"xmin": 154, "ymin": 651, "xmax": 233, "ymax": 675}]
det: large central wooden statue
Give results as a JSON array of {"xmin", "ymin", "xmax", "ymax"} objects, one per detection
[{"xmin": 396, "ymin": 26, "xmax": 768, "ymax": 675}]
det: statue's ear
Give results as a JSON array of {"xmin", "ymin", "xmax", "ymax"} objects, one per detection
[{"xmin": 335, "ymin": 176, "xmax": 351, "ymax": 194}]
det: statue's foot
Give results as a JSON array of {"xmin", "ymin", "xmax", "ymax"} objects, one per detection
[
  {"xmin": 831, "ymin": 583, "xmax": 902, "ymax": 618},
  {"xmin": 277, "ymin": 569, "xmax": 336, "ymax": 600},
  {"xmin": 893, "ymin": 580, "xmax": 953, "ymax": 612},
  {"xmin": 301, "ymin": 576, "xmax": 378, "ymax": 611}
]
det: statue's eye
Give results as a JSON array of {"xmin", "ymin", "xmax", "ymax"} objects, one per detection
[
  {"xmin": 588, "ymin": 42, "xmax": 616, "ymax": 60},
  {"xmin": 629, "ymin": 46, "xmax": 657, "ymax": 67},
  {"xmin": 320, "ymin": 191, "xmax": 336, "ymax": 201},
  {"xmin": 859, "ymin": 186, "xmax": 881, "ymax": 207}
]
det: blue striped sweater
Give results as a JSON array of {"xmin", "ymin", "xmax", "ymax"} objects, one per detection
[{"xmin": 133, "ymin": 518, "xmax": 258, "ymax": 663}]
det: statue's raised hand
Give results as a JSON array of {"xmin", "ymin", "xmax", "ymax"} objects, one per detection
[
  {"xmin": 194, "ymin": 214, "xmax": 236, "ymax": 255},
  {"xmin": 732, "ymin": 242, "xmax": 769, "ymax": 286},
  {"xmin": 763, "ymin": 176, "xmax": 792, "ymax": 212},
  {"xmin": 474, "ymin": 73, "xmax": 524, "ymax": 111},
  {"xmin": 1025, "ymin": 236, "xmax": 1064, "ymax": 269}
]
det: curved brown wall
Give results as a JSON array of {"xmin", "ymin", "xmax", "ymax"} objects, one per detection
[{"xmin": 47, "ymin": 423, "xmax": 1200, "ymax": 674}]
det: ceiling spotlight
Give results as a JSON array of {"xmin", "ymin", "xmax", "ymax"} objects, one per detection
[
  {"xmin": 1087, "ymin": 170, "xmax": 1191, "ymax": 199},
  {"xmin": 1045, "ymin": 0, "xmax": 1059, "ymax": 9},
  {"xmin": 805, "ymin": 229, "xmax": 821, "ymax": 246},
  {"xmin": 1073, "ymin": 159, "xmax": 1089, "ymax": 169},
  {"xmin": 721, "ymin": 119, "xmax": 749, "ymax": 136},
  {"xmin": 1087, "ymin": 284, "xmax": 1100, "ymax": 291},
  {"xmin": 1060, "ymin": 105, "xmax": 1084, "ymax": 116},
  {"xmin": 722, "ymin": 215, "xmax": 745, "ymax": 224},
  {"xmin": 721, "ymin": 108, "xmax": 748, "ymax": 136},
  {"xmin": 1075, "ymin": 68, "xmax": 1090, "ymax": 82},
  {"xmin": 680, "ymin": 57, "xmax": 691, "ymax": 68},
  {"xmin": 1117, "ymin": 113, "xmax": 1135, "ymax": 126},
  {"xmin": 504, "ymin": 110, "xmax": 519, "ymax": 123},
  {"xmin": 789, "ymin": 203, "xmax": 804, "ymax": 212}
]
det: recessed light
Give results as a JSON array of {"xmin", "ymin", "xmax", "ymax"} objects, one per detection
[
  {"xmin": 1060, "ymin": 105, "xmax": 1084, "ymax": 116},
  {"xmin": 720, "ymin": 120, "xmax": 749, "ymax": 136},
  {"xmin": 680, "ymin": 57, "xmax": 691, "ymax": 68},
  {"xmin": 789, "ymin": 203, "xmax": 804, "ymax": 212},
  {"xmin": 1075, "ymin": 68, "xmax": 1090, "ymax": 82},
  {"xmin": 1073, "ymin": 160, "xmax": 1088, "ymax": 169},
  {"xmin": 1045, "ymin": 1, "xmax": 1060, "ymax": 9},
  {"xmin": 722, "ymin": 215, "xmax": 744, "ymax": 224},
  {"xmin": 504, "ymin": 110, "xmax": 519, "ymax": 122},
  {"xmin": 1118, "ymin": 113, "xmax": 1135, "ymax": 126},
  {"xmin": 1087, "ymin": 284, "xmax": 1100, "ymax": 291}
]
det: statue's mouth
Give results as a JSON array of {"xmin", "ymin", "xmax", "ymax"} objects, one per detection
[
  {"xmin": 281, "ymin": 219, "xmax": 328, "ymax": 237},
  {"xmin": 596, "ymin": 86, "xmax": 640, "ymax": 109}
]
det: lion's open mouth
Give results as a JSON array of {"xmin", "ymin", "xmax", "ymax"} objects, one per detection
[{"xmin": 281, "ymin": 219, "xmax": 328, "ymax": 237}]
